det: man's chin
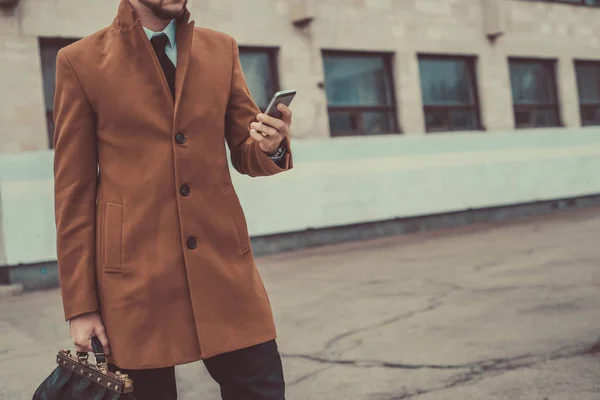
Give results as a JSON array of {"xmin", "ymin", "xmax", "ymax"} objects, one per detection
[{"xmin": 152, "ymin": 7, "xmax": 185, "ymax": 20}]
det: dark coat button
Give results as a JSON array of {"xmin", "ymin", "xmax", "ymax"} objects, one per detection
[
  {"xmin": 175, "ymin": 133, "xmax": 186, "ymax": 144},
  {"xmin": 186, "ymin": 237, "xmax": 197, "ymax": 250},
  {"xmin": 180, "ymin": 184, "xmax": 191, "ymax": 197}
]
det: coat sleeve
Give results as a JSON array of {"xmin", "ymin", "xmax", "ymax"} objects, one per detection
[
  {"xmin": 224, "ymin": 37, "xmax": 293, "ymax": 177},
  {"xmin": 53, "ymin": 49, "xmax": 99, "ymax": 321}
]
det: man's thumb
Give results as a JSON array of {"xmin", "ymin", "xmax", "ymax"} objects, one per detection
[{"xmin": 95, "ymin": 329, "xmax": 111, "ymax": 355}]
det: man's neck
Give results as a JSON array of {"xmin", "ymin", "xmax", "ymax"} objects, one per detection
[{"xmin": 128, "ymin": 0, "xmax": 171, "ymax": 32}]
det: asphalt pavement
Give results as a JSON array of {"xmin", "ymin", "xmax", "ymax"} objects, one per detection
[{"xmin": 1, "ymin": 206, "xmax": 600, "ymax": 399}]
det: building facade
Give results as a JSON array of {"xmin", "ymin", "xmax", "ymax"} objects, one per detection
[
  {"xmin": 2, "ymin": 0, "xmax": 600, "ymax": 150},
  {"xmin": 1, "ymin": 0, "xmax": 600, "ymax": 275}
]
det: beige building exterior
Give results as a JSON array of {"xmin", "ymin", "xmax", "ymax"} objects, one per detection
[
  {"xmin": 1, "ymin": 0, "xmax": 600, "ymax": 151},
  {"xmin": 2, "ymin": 0, "xmax": 600, "ymax": 274}
]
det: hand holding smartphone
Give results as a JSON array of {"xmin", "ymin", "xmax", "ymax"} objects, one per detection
[
  {"xmin": 263, "ymin": 90, "xmax": 296, "ymax": 120},
  {"xmin": 252, "ymin": 90, "xmax": 296, "ymax": 147}
]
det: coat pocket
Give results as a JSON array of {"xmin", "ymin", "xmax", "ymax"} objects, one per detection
[
  {"xmin": 103, "ymin": 201, "xmax": 124, "ymax": 273},
  {"xmin": 223, "ymin": 184, "xmax": 251, "ymax": 255}
]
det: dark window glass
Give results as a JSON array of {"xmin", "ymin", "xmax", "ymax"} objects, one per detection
[
  {"xmin": 39, "ymin": 38, "xmax": 79, "ymax": 148},
  {"xmin": 575, "ymin": 61, "xmax": 600, "ymax": 126},
  {"xmin": 418, "ymin": 56, "xmax": 480, "ymax": 132},
  {"xmin": 238, "ymin": 48, "xmax": 279, "ymax": 111},
  {"xmin": 509, "ymin": 59, "xmax": 560, "ymax": 128},
  {"xmin": 322, "ymin": 52, "xmax": 399, "ymax": 136}
]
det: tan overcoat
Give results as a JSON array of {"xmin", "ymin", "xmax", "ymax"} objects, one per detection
[{"xmin": 53, "ymin": 0, "xmax": 292, "ymax": 369}]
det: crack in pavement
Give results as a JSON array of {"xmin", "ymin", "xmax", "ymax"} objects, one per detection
[
  {"xmin": 308, "ymin": 287, "xmax": 459, "ymax": 364},
  {"xmin": 287, "ymin": 366, "xmax": 334, "ymax": 387},
  {"xmin": 385, "ymin": 344, "xmax": 590, "ymax": 399},
  {"xmin": 283, "ymin": 344, "xmax": 594, "ymax": 399},
  {"xmin": 323, "ymin": 297, "xmax": 447, "ymax": 355},
  {"xmin": 281, "ymin": 352, "xmax": 532, "ymax": 371},
  {"xmin": 321, "ymin": 274, "xmax": 518, "ymax": 360},
  {"xmin": 283, "ymin": 286, "xmax": 456, "ymax": 389}
]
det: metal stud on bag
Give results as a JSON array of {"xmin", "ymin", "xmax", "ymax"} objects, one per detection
[{"xmin": 56, "ymin": 337, "xmax": 134, "ymax": 394}]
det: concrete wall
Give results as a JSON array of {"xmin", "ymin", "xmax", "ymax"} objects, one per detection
[
  {"xmin": 3, "ymin": 0, "xmax": 600, "ymax": 151},
  {"xmin": 2, "ymin": 127, "xmax": 600, "ymax": 266}
]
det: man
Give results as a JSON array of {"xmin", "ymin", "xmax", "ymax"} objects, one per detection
[{"xmin": 53, "ymin": 0, "xmax": 293, "ymax": 398}]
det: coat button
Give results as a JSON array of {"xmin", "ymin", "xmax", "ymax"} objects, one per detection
[
  {"xmin": 186, "ymin": 237, "xmax": 197, "ymax": 250},
  {"xmin": 180, "ymin": 184, "xmax": 191, "ymax": 197},
  {"xmin": 175, "ymin": 133, "xmax": 186, "ymax": 144}
]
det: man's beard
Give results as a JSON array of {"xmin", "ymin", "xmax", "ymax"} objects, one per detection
[{"xmin": 138, "ymin": 0, "xmax": 187, "ymax": 20}]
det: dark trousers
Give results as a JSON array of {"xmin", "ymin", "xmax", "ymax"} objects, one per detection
[{"xmin": 108, "ymin": 340, "xmax": 285, "ymax": 400}]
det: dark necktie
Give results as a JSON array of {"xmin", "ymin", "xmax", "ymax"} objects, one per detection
[{"xmin": 150, "ymin": 34, "xmax": 176, "ymax": 99}]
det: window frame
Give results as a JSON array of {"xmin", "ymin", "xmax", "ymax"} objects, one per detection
[
  {"xmin": 417, "ymin": 53, "xmax": 483, "ymax": 133},
  {"xmin": 39, "ymin": 37, "xmax": 80, "ymax": 148},
  {"xmin": 508, "ymin": 57, "xmax": 562, "ymax": 129},
  {"xmin": 237, "ymin": 46, "xmax": 281, "ymax": 111},
  {"xmin": 322, "ymin": 49, "xmax": 401, "ymax": 137},
  {"xmin": 574, "ymin": 59, "xmax": 600, "ymax": 126}
]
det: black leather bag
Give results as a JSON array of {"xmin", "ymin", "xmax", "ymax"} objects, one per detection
[{"xmin": 33, "ymin": 337, "xmax": 136, "ymax": 400}]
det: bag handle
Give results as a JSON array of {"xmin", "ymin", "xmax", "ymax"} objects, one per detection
[{"xmin": 76, "ymin": 336, "xmax": 108, "ymax": 372}]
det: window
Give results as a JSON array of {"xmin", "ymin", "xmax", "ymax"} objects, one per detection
[
  {"xmin": 509, "ymin": 58, "xmax": 561, "ymax": 128},
  {"xmin": 575, "ymin": 61, "xmax": 600, "ymax": 126},
  {"xmin": 322, "ymin": 51, "xmax": 399, "ymax": 136},
  {"xmin": 238, "ymin": 47, "xmax": 280, "ymax": 111},
  {"xmin": 39, "ymin": 37, "xmax": 79, "ymax": 148},
  {"xmin": 418, "ymin": 55, "xmax": 481, "ymax": 132}
]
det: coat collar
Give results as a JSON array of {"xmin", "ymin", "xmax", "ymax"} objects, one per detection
[
  {"xmin": 112, "ymin": 0, "xmax": 191, "ymax": 32},
  {"xmin": 110, "ymin": 0, "xmax": 195, "ymax": 113}
]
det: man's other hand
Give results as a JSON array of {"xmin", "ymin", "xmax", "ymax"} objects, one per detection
[{"xmin": 69, "ymin": 312, "xmax": 111, "ymax": 355}]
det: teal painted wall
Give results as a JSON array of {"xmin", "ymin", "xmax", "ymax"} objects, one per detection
[{"xmin": 2, "ymin": 128, "xmax": 600, "ymax": 266}]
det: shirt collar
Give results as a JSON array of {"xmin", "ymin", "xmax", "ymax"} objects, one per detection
[{"xmin": 143, "ymin": 19, "xmax": 177, "ymax": 47}]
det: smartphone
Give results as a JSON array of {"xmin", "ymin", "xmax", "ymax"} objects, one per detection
[{"xmin": 264, "ymin": 90, "xmax": 296, "ymax": 119}]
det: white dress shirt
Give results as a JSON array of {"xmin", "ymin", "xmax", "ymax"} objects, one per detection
[{"xmin": 143, "ymin": 19, "xmax": 178, "ymax": 67}]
